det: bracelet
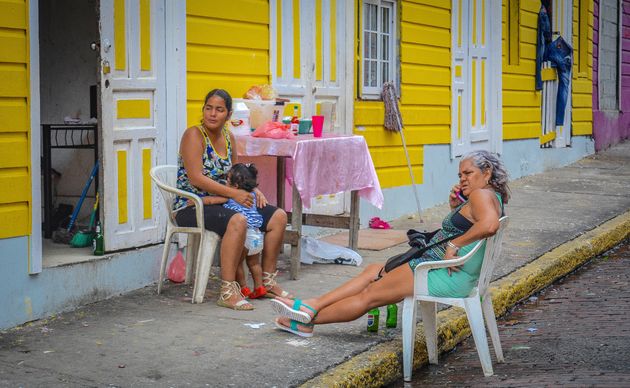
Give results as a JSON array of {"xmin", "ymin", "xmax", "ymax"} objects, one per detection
[{"xmin": 447, "ymin": 241, "xmax": 460, "ymax": 251}]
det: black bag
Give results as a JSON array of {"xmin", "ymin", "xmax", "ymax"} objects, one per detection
[{"xmin": 382, "ymin": 229, "xmax": 462, "ymax": 273}]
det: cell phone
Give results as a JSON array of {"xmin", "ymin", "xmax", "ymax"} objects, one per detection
[{"xmin": 455, "ymin": 190, "xmax": 467, "ymax": 202}]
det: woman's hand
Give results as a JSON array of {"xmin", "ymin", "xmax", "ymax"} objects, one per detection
[
  {"xmin": 253, "ymin": 188, "xmax": 267, "ymax": 208},
  {"xmin": 448, "ymin": 184, "xmax": 464, "ymax": 209},
  {"xmin": 232, "ymin": 189, "xmax": 254, "ymax": 207},
  {"xmin": 443, "ymin": 245, "xmax": 462, "ymax": 276}
]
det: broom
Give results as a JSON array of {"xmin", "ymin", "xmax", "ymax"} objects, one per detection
[
  {"xmin": 382, "ymin": 82, "xmax": 423, "ymax": 222},
  {"xmin": 70, "ymin": 193, "xmax": 99, "ymax": 248}
]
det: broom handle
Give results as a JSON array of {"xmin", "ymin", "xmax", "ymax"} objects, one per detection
[{"xmin": 389, "ymin": 87, "xmax": 423, "ymax": 222}]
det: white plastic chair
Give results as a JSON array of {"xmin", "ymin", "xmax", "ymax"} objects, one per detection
[
  {"xmin": 402, "ymin": 216, "xmax": 509, "ymax": 381},
  {"xmin": 150, "ymin": 165, "xmax": 220, "ymax": 304}
]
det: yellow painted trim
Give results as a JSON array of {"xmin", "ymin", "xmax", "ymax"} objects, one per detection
[
  {"xmin": 140, "ymin": 0, "xmax": 151, "ymax": 71},
  {"xmin": 508, "ymin": 0, "xmax": 520, "ymax": 65},
  {"xmin": 471, "ymin": 60, "xmax": 476, "ymax": 126},
  {"xmin": 142, "ymin": 148, "xmax": 152, "ymax": 220},
  {"xmin": 293, "ymin": 0, "xmax": 301, "ymax": 78},
  {"xmin": 455, "ymin": 65, "xmax": 462, "ymax": 77},
  {"xmin": 578, "ymin": 0, "xmax": 589, "ymax": 74},
  {"xmin": 117, "ymin": 99, "xmax": 151, "ymax": 119},
  {"xmin": 330, "ymin": 0, "xmax": 337, "ymax": 81},
  {"xmin": 276, "ymin": 0, "xmax": 282, "ymax": 77},
  {"xmin": 315, "ymin": 0, "xmax": 322, "ymax": 81},
  {"xmin": 541, "ymin": 67, "xmax": 557, "ymax": 81},
  {"xmin": 539, "ymin": 131, "xmax": 556, "ymax": 144},
  {"xmin": 117, "ymin": 150, "xmax": 128, "ymax": 224},
  {"xmin": 481, "ymin": 0, "xmax": 485, "ymax": 45},
  {"xmin": 472, "ymin": 0, "xmax": 477, "ymax": 45},
  {"xmin": 458, "ymin": 0, "xmax": 462, "ymax": 47},
  {"xmin": 114, "ymin": 0, "xmax": 126, "ymax": 71},
  {"xmin": 457, "ymin": 94, "xmax": 462, "ymax": 139},
  {"xmin": 481, "ymin": 60, "xmax": 485, "ymax": 126}
]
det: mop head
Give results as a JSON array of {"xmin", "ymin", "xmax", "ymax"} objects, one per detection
[
  {"xmin": 382, "ymin": 82, "xmax": 403, "ymax": 132},
  {"xmin": 52, "ymin": 226, "xmax": 77, "ymax": 245}
]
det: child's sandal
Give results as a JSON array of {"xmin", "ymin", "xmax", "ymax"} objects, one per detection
[
  {"xmin": 240, "ymin": 286, "xmax": 253, "ymax": 298},
  {"xmin": 248, "ymin": 286, "xmax": 267, "ymax": 299}
]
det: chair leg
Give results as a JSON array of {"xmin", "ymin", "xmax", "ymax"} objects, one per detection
[
  {"xmin": 481, "ymin": 296, "xmax": 504, "ymax": 363},
  {"xmin": 402, "ymin": 297, "xmax": 418, "ymax": 382},
  {"xmin": 192, "ymin": 231, "xmax": 220, "ymax": 304},
  {"xmin": 157, "ymin": 229, "xmax": 174, "ymax": 295},
  {"xmin": 419, "ymin": 301, "xmax": 438, "ymax": 365},
  {"xmin": 463, "ymin": 297, "xmax": 494, "ymax": 377},
  {"xmin": 185, "ymin": 234, "xmax": 200, "ymax": 285}
]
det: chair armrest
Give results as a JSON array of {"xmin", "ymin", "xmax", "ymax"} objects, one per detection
[{"xmin": 412, "ymin": 239, "xmax": 485, "ymax": 295}]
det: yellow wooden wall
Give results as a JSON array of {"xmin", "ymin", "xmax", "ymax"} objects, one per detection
[
  {"xmin": 0, "ymin": 0, "xmax": 31, "ymax": 239},
  {"xmin": 186, "ymin": 0, "xmax": 270, "ymax": 125},
  {"xmin": 572, "ymin": 0, "xmax": 593, "ymax": 135},
  {"xmin": 501, "ymin": 0, "xmax": 593, "ymax": 140},
  {"xmin": 354, "ymin": 0, "xmax": 451, "ymax": 189}
]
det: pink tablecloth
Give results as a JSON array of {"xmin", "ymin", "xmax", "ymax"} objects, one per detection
[{"xmin": 235, "ymin": 134, "xmax": 383, "ymax": 209}]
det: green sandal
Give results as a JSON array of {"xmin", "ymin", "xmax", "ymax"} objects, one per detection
[
  {"xmin": 270, "ymin": 298, "xmax": 317, "ymax": 323},
  {"xmin": 274, "ymin": 318, "xmax": 314, "ymax": 338}
]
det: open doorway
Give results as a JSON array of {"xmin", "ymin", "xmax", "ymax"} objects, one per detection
[{"xmin": 39, "ymin": 0, "xmax": 101, "ymax": 266}]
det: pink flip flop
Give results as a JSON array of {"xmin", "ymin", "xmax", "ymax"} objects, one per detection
[{"xmin": 369, "ymin": 217, "xmax": 391, "ymax": 230}]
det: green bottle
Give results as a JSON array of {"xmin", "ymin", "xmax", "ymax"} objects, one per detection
[
  {"xmin": 93, "ymin": 221, "xmax": 104, "ymax": 256},
  {"xmin": 386, "ymin": 304, "xmax": 398, "ymax": 328},
  {"xmin": 367, "ymin": 308, "xmax": 380, "ymax": 332}
]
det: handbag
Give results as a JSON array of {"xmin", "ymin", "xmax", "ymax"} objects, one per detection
[{"xmin": 382, "ymin": 229, "xmax": 463, "ymax": 273}]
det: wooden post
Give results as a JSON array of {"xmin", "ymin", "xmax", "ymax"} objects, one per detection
[
  {"xmin": 290, "ymin": 183, "xmax": 302, "ymax": 279},
  {"xmin": 349, "ymin": 190, "xmax": 360, "ymax": 251}
]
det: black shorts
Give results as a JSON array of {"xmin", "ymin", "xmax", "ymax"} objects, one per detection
[{"xmin": 175, "ymin": 204, "xmax": 281, "ymax": 237}]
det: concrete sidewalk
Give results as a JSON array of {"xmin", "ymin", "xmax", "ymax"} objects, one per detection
[{"xmin": 1, "ymin": 142, "xmax": 629, "ymax": 387}]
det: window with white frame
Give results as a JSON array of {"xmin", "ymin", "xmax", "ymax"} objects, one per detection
[{"xmin": 361, "ymin": 0, "xmax": 397, "ymax": 99}]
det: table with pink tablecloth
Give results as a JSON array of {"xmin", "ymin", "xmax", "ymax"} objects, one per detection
[{"xmin": 235, "ymin": 133, "xmax": 383, "ymax": 279}]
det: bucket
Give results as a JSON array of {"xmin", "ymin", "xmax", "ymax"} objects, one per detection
[{"xmin": 228, "ymin": 100, "xmax": 251, "ymax": 135}]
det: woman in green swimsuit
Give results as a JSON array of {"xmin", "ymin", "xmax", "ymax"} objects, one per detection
[
  {"xmin": 271, "ymin": 150, "xmax": 510, "ymax": 337},
  {"xmin": 176, "ymin": 89, "xmax": 291, "ymax": 310}
]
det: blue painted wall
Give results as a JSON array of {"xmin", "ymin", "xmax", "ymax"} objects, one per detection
[{"xmin": 0, "ymin": 236, "xmax": 167, "ymax": 330}]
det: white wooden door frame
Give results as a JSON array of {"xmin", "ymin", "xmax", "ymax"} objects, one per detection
[
  {"xmin": 552, "ymin": 0, "xmax": 572, "ymax": 147},
  {"xmin": 450, "ymin": 0, "xmax": 502, "ymax": 158},
  {"xmin": 29, "ymin": 0, "xmax": 42, "ymax": 273}
]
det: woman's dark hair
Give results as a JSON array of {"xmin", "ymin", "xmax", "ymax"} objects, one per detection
[
  {"xmin": 228, "ymin": 163, "xmax": 258, "ymax": 192},
  {"xmin": 461, "ymin": 150, "xmax": 511, "ymax": 204},
  {"xmin": 203, "ymin": 89, "xmax": 233, "ymax": 112}
]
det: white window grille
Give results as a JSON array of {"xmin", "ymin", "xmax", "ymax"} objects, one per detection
[{"xmin": 361, "ymin": 0, "xmax": 397, "ymax": 99}]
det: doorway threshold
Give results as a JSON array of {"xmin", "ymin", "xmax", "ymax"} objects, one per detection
[{"xmin": 42, "ymin": 239, "xmax": 107, "ymax": 268}]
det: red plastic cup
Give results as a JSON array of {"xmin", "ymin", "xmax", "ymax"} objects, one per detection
[{"xmin": 312, "ymin": 115, "xmax": 324, "ymax": 137}]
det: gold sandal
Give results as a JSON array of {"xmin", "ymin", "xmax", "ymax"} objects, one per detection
[
  {"xmin": 217, "ymin": 280, "xmax": 254, "ymax": 310},
  {"xmin": 262, "ymin": 271, "xmax": 293, "ymax": 299}
]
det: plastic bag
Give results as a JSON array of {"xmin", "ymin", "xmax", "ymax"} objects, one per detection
[
  {"xmin": 251, "ymin": 121, "xmax": 294, "ymax": 139},
  {"xmin": 300, "ymin": 236, "xmax": 363, "ymax": 266},
  {"xmin": 167, "ymin": 250, "xmax": 186, "ymax": 283},
  {"xmin": 244, "ymin": 228, "xmax": 264, "ymax": 255},
  {"xmin": 243, "ymin": 84, "xmax": 277, "ymax": 100}
]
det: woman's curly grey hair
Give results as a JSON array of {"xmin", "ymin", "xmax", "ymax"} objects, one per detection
[{"xmin": 461, "ymin": 150, "xmax": 510, "ymax": 203}]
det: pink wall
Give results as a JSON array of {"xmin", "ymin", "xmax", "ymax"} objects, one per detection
[{"xmin": 592, "ymin": 0, "xmax": 630, "ymax": 151}]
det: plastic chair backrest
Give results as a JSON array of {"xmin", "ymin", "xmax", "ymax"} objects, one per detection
[
  {"xmin": 476, "ymin": 216, "xmax": 509, "ymax": 297},
  {"xmin": 150, "ymin": 165, "xmax": 180, "ymax": 226}
]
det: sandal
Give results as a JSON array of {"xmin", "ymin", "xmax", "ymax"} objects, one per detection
[
  {"xmin": 216, "ymin": 280, "xmax": 254, "ymax": 311},
  {"xmin": 270, "ymin": 298, "xmax": 317, "ymax": 323},
  {"xmin": 274, "ymin": 318, "xmax": 314, "ymax": 338},
  {"xmin": 241, "ymin": 286, "xmax": 252, "ymax": 298},
  {"xmin": 262, "ymin": 271, "xmax": 293, "ymax": 299},
  {"xmin": 248, "ymin": 286, "xmax": 267, "ymax": 299},
  {"xmin": 369, "ymin": 216, "xmax": 391, "ymax": 230}
]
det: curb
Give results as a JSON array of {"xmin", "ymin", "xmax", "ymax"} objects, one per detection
[{"xmin": 301, "ymin": 211, "xmax": 630, "ymax": 388}]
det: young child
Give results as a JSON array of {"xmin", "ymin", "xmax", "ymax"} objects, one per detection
[{"xmin": 222, "ymin": 163, "xmax": 267, "ymax": 299}]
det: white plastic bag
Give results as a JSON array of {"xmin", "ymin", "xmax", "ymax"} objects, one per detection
[
  {"xmin": 245, "ymin": 228, "xmax": 264, "ymax": 255},
  {"xmin": 300, "ymin": 236, "xmax": 362, "ymax": 266}
]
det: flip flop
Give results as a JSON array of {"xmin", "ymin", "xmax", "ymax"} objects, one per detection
[
  {"xmin": 270, "ymin": 298, "xmax": 317, "ymax": 324},
  {"xmin": 369, "ymin": 216, "xmax": 391, "ymax": 230},
  {"xmin": 274, "ymin": 318, "xmax": 313, "ymax": 338}
]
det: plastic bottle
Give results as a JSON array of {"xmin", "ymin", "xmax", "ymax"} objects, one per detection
[
  {"xmin": 290, "ymin": 105, "xmax": 300, "ymax": 124},
  {"xmin": 93, "ymin": 221, "xmax": 104, "ymax": 256},
  {"xmin": 386, "ymin": 304, "xmax": 398, "ymax": 328},
  {"xmin": 367, "ymin": 308, "xmax": 380, "ymax": 332}
]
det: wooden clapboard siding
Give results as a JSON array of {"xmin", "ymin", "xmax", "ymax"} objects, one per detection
[
  {"xmin": 354, "ymin": 0, "xmax": 451, "ymax": 189},
  {"xmin": 186, "ymin": 0, "xmax": 270, "ymax": 125},
  {"xmin": 572, "ymin": 0, "xmax": 593, "ymax": 136},
  {"xmin": 0, "ymin": 0, "xmax": 30, "ymax": 239}
]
